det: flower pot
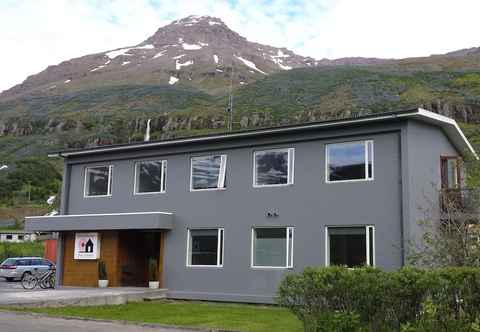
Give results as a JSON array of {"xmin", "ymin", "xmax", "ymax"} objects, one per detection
[
  {"xmin": 149, "ymin": 281, "xmax": 159, "ymax": 289},
  {"xmin": 98, "ymin": 279, "xmax": 109, "ymax": 288}
]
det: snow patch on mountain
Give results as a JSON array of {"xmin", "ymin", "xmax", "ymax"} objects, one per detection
[
  {"xmin": 176, "ymin": 59, "xmax": 193, "ymax": 70},
  {"xmin": 64, "ymin": 79, "xmax": 71, "ymax": 84},
  {"xmin": 169, "ymin": 76, "xmax": 179, "ymax": 85},
  {"xmin": 121, "ymin": 61, "xmax": 130, "ymax": 66},
  {"xmin": 105, "ymin": 44, "xmax": 154, "ymax": 59},
  {"xmin": 235, "ymin": 55, "xmax": 267, "ymax": 75},
  {"xmin": 153, "ymin": 50, "xmax": 167, "ymax": 59},
  {"xmin": 213, "ymin": 55, "xmax": 219, "ymax": 64}
]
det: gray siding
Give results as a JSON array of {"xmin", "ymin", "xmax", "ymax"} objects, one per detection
[
  {"xmin": 64, "ymin": 125, "xmax": 404, "ymax": 302},
  {"xmin": 404, "ymin": 120, "xmax": 460, "ymax": 257}
]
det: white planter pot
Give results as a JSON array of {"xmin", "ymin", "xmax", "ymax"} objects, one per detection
[
  {"xmin": 149, "ymin": 281, "xmax": 160, "ymax": 289},
  {"xmin": 98, "ymin": 280, "xmax": 109, "ymax": 288}
]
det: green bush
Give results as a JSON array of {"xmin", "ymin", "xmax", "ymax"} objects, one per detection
[
  {"xmin": 278, "ymin": 266, "xmax": 480, "ymax": 332},
  {"xmin": 0, "ymin": 241, "xmax": 45, "ymax": 262}
]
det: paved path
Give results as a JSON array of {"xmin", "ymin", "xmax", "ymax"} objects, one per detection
[
  {"xmin": 0, "ymin": 311, "xmax": 197, "ymax": 332},
  {"xmin": 0, "ymin": 279, "xmax": 166, "ymax": 307}
]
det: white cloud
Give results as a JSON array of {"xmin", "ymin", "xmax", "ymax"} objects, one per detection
[{"xmin": 0, "ymin": 0, "xmax": 478, "ymax": 92}]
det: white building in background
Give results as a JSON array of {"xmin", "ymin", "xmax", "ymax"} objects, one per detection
[{"xmin": 0, "ymin": 230, "xmax": 37, "ymax": 243}]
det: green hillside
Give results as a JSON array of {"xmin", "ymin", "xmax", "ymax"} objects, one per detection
[{"xmin": 1, "ymin": 53, "xmax": 480, "ymax": 208}]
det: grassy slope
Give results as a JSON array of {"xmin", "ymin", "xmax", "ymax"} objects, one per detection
[{"xmin": 14, "ymin": 301, "xmax": 303, "ymax": 332}]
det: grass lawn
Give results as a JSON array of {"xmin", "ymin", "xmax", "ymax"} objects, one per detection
[{"xmin": 12, "ymin": 300, "xmax": 303, "ymax": 332}]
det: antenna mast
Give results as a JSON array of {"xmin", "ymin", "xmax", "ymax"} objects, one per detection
[{"xmin": 226, "ymin": 59, "xmax": 235, "ymax": 132}]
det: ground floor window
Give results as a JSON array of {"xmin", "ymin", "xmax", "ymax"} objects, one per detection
[
  {"xmin": 187, "ymin": 228, "xmax": 224, "ymax": 267},
  {"xmin": 251, "ymin": 227, "xmax": 294, "ymax": 268},
  {"xmin": 326, "ymin": 226, "xmax": 375, "ymax": 268}
]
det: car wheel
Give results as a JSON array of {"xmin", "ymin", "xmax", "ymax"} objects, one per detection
[{"xmin": 5, "ymin": 277, "xmax": 14, "ymax": 282}]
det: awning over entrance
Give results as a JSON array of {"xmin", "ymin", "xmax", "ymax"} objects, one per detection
[{"xmin": 25, "ymin": 211, "xmax": 174, "ymax": 232}]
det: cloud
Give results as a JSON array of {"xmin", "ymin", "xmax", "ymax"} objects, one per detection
[{"xmin": 0, "ymin": 0, "xmax": 478, "ymax": 92}]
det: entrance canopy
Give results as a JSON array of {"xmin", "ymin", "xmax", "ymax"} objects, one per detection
[{"xmin": 25, "ymin": 211, "xmax": 173, "ymax": 232}]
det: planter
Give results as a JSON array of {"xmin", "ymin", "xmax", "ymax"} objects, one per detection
[
  {"xmin": 149, "ymin": 281, "xmax": 160, "ymax": 289},
  {"xmin": 98, "ymin": 279, "xmax": 109, "ymax": 288}
]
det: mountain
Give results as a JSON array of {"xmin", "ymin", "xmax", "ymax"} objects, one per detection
[
  {"xmin": 0, "ymin": 15, "xmax": 480, "ymax": 163},
  {"xmin": 0, "ymin": 16, "xmax": 315, "ymax": 101}
]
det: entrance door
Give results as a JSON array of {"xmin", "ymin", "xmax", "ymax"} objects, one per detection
[{"xmin": 118, "ymin": 231, "xmax": 161, "ymax": 287}]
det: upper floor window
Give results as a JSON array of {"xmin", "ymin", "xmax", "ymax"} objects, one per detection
[
  {"xmin": 441, "ymin": 156, "xmax": 460, "ymax": 189},
  {"xmin": 326, "ymin": 140, "xmax": 373, "ymax": 183},
  {"xmin": 190, "ymin": 155, "xmax": 227, "ymax": 191},
  {"xmin": 134, "ymin": 160, "xmax": 167, "ymax": 194},
  {"xmin": 253, "ymin": 148, "xmax": 294, "ymax": 187},
  {"xmin": 84, "ymin": 165, "xmax": 112, "ymax": 197}
]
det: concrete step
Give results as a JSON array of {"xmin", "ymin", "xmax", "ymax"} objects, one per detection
[{"xmin": 143, "ymin": 294, "xmax": 167, "ymax": 301}]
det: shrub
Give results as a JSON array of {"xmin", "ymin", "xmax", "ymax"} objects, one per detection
[{"xmin": 277, "ymin": 266, "xmax": 480, "ymax": 332}]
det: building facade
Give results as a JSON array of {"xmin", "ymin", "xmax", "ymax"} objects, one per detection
[
  {"xmin": 26, "ymin": 108, "xmax": 475, "ymax": 303},
  {"xmin": 0, "ymin": 231, "xmax": 37, "ymax": 243}
]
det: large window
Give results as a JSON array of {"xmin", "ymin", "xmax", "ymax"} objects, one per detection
[
  {"xmin": 326, "ymin": 140, "xmax": 373, "ymax": 182},
  {"xmin": 134, "ymin": 160, "xmax": 167, "ymax": 194},
  {"xmin": 187, "ymin": 228, "xmax": 224, "ymax": 267},
  {"xmin": 253, "ymin": 148, "xmax": 294, "ymax": 187},
  {"xmin": 326, "ymin": 226, "xmax": 375, "ymax": 268},
  {"xmin": 251, "ymin": 227, "xmax": 294, "ymax": 268},
  {"xmin": 84, "ymin": 165, "xmax": 113, "ymax": 197},
  {"xmin": 190, "ymin": 155, "xmax": 227, "ymax": 191}
]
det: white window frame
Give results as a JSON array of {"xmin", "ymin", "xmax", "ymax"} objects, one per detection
[
  {"xmin": 251, "ymin": 226, "xmax": 294, "ymax": 269},
  {"xmin": 190, "ymin": 155, "xmax": 227, "ymax": 192},
  {"xmin": 133, "ymin": 160, "xmax": 167, "ymax": 195},
  {"xmin": 83, "ymin": 165, "xmax": 113, "ymax": 198},
  {"xmin": 253, "ymin": 148, "xmax": 295, "ymax": 188},
  {"xmin": 186, "ymin": 228, "xmax": 225, "ymax": 268},
  {"xmin": 325, "ymin": 140, "xmax": 374, "ymax": 183},
  {"xmin": 325, "ymin": 225, "xmax": 375, "ymax": 267}
]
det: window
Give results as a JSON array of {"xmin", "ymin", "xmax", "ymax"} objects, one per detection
[
  {"xmin": 441, "ymin": 157, "xmax": 460, "ymax": 189},
  {"xmin": 190, "ymin": 155, "xmax": 227, "ymax": 191},
  {"xmin": 253, "ymin": 148, "xmax": 294, "ymax": 187},
  {"xmin": 187, "ymin": 228, "xmax": 224, "ymax": 267},
  {"xmin": 18, "ymin": 235, "xmax": 24, "ymax": 241},
  {"xmin": 326, "ymin": 226, "xmax": 375, "ymax": 268},
  {"xmin": 84, "ymin": 165, "xmax": 113, "ymax": 197},
  {"xmin": 326, "ymin": 140, "xmax": 373, "ymax": 182},
  {"xmin": 251, "ymin": 227, "xmax": 294, "ymax": 268},
  {"xmin": 134, "ymin": 160, "xmax": 167, "ymax": 194},
  {"xmin": 6, "ymin": 234, "xmax": 12, "ymax": 240}
]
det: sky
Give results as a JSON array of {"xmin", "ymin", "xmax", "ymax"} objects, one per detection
[{"xmin": 0, "ymin": 0, "xmax": 479, "ymax": 92}]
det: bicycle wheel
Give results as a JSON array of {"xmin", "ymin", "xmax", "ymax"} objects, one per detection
[{"xmin": 21, "ymin": 273, "xmax": 37, "ymax": 290}]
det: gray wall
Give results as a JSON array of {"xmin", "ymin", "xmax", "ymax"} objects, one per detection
[
  {"xmin": 404, "ymin": 120, "xmax": 459, "ymax": 258},
  {"xmin": 63, "ymin": 122, "xmax": 409, "ymax": 302}
]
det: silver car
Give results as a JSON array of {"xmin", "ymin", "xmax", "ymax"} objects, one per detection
[{"xmin": 0, "ymin": 257, "xmax": 55, "ymax": 281}]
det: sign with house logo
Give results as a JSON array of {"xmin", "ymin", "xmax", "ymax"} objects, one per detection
[{"xmin": 74, "ymin": 233, "xmax": 100, "ymax": 260}]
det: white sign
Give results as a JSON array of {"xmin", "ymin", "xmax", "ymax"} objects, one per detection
[{"xmin": 74, "ymin": 233, "xmax": 100, "ymax": 260}]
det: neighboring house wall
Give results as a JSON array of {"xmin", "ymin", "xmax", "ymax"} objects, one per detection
[
  {"xmin": 0, "ymin": 233, "xmax": 36, "ymax": 243},
  {"xmin": 63, "ymin": 123, "xmax": 405, "ymax": 302}
]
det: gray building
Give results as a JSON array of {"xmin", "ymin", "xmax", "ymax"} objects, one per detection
[{"xmin": 26, "ymin": 108, "xmax": 475, "ymax": 303}]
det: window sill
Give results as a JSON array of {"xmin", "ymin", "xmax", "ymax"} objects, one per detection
[
  {"xmin": 84, "ymin": 194, "xmax": 112, "ymax": 199},
  {"xmin": 134, "ymin": 191, "xmax": 166, "ymax": 196},
  {"xmin": 189, "ymin": 187, "xmax": 227, "ymax": 192},
  {"xmin": 253, "ymin": 183, "xmax": 294, "ymax": 189},
  {"xmin": 326, "ymin": 178, "xmax": 374, "ymax": 184},
  {"xmin": 186, "ymin": 265, "xmax": 224, "ymax": 269},
  {"xmin": 251, "ymin": 266, "xmax": 293, "ymax": 270}
]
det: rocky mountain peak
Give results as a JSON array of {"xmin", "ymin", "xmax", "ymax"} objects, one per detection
[{"xmin": 0, "ymin": 15, "xmax": 315, "ymax": 100}]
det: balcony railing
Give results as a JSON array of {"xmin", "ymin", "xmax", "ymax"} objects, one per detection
[{"xmin": 440, "ymin": 188, "xmax": 480, "ymax": 214}]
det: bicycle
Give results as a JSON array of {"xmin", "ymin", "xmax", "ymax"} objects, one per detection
[{"xmin": 21, "ymin": 267, "xmax": 56, "ymax": 290}]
